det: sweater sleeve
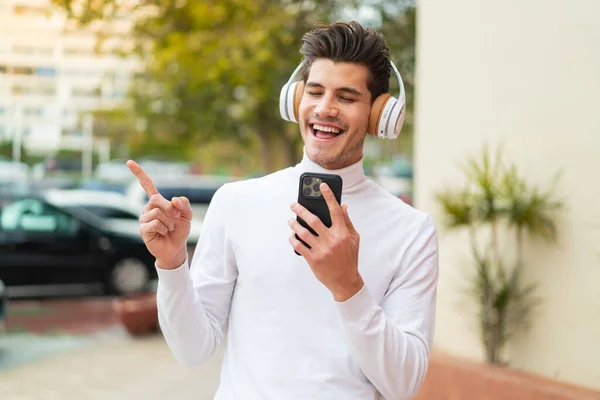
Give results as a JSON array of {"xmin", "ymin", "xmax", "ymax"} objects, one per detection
[
  {"xmin": 156, "ymin": 184, "xmax": 238, "ymax": 367},
  {"xmin": 335, "ymin": 215, "xmax": 439, "ymax": 400}
]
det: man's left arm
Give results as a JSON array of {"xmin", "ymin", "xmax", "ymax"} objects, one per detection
[{"xmin": 335, "ymin": 216, "xmax": 439, "ymax": 400}]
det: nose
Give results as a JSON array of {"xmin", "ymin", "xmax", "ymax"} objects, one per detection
[{"xmin": 314, "ymin": 94, "xmax": 338, "ymax": 119}]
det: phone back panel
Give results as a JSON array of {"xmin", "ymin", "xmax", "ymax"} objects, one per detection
[{"xmin": 296, "ymin": 172, "xmax": 343, "ymax": 249}]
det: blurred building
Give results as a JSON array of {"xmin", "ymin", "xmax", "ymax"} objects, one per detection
[
  {"xmin": 0, "ymin": 0, "xmax": 138, "ymax": 155},
  {"xmin": 414, "ymin": 0, "xmax": 600, "ymax": 391}
]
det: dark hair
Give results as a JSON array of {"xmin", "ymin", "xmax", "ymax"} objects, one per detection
[{"xmin": 300, "ymin": 21, "xmax": 391, "ymax": 102}]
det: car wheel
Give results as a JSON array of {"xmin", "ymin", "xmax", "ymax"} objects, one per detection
[{"xmin": 108, "ymin": 258, "xmax": 150, "ymax": 296}]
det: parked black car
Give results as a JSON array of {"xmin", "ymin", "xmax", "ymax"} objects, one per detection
[
  {"xmin": 0, "ymin": 278, "xmax": 7, "ymax": 331},
  {"xmin": 0, "ymin": 192, "xmax": 157, "ymax": 297}
]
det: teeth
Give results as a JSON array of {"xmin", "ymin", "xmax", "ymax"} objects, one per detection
[{"xmin": 312, "ymin": 124, "xmax": 341, "ymax": 134}]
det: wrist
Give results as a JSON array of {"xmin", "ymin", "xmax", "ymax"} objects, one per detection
[
  {"xmin": 331, "ymin": 274, "xmax": 365, "ymax": 302},
  {"xmin": 156, "ymin": 248, "xmax": 187, "ymax": 270}
]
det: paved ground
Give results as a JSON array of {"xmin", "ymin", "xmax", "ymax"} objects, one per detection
[
  {"xmin": 0, "ymin": 327, "xmax": 225, "ymax": 400},
  {"xmin": 0, "ymin": 332, "xmax": 94, "ymax": 370},
  {"xmin": 1, "ymin": 296, "xmax": 129, "ymax": 370},
  {"xmin": 1, "ymin": 296, "xmax": 224, "ymax": 399},
  {"xmin": 5, "ymin": 297, "xmax": 119, "ymax": 335}
]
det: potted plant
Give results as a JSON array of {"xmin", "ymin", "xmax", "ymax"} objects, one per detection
[
  {"xmin": 436, "ymin": 146, "xmax": 563, "ymax": 364},
  {"xmin": 112, "ymin": 289, "xmax": 159, "ymax": 336}
]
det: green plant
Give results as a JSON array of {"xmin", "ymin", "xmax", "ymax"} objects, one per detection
[{"xmin": 436, "ymin": 146, "xmax": 563, "ymax": 364}]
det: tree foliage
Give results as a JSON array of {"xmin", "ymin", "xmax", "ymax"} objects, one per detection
[{"xmin": 53, "ymin": 0, "xmax": 416, "ymax": 172}]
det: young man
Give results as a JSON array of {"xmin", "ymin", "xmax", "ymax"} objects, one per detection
[{"xmin": 128, "ymin": 21, "xmax": 438, "ymax": 400}]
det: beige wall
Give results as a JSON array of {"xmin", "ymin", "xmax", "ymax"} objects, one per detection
[{"xmin": 414, "ymin": 0, "xmax": 600, "ymax": 390}]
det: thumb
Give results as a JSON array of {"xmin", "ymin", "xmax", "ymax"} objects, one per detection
[{"xmin": 172, "ymin": 196, "xmax": 193, "ymax": 219}]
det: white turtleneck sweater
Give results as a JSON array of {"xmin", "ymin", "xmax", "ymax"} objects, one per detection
[{"xmin": 155, "ymin": 153, "xmax": 439, "ymax": 400}]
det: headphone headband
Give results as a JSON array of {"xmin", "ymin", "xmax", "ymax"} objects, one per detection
[{"xmin": 389, "ymin": 61, "xmax": 405, "ymax": 105}]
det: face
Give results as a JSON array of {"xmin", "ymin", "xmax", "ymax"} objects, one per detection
[{"xmin": 298, "ymin": 58, "xmax": 372, "ymax": 170}]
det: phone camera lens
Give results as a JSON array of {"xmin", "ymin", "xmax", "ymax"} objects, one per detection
[
  {"xmin": 312, "ymin": 184, "xmax": 321, "ymax": 192},
  {"xmin": 304, "ymin": 177, "xmax": 313, "ymax": 185},
  {"xmin": 302, "ymin": 187, "xmax": 312, "ymax": 196}
]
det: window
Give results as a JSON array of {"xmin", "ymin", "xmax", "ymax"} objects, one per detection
[
  {"xmin": 72, "ymin": 87, "xmax": 101, "ymax": 97},
  {"xmin": 74, "ymin": 206, "xmax": 137, "ymax": 220},
  {"xmin": 24, "ymin": 107, "xmax": 42, "ymax": 116},
  {"xmin": 60, "ymin": 69, "xmax": 102, "ymax": 78},
  {"xmin": 0, "ymin": 199, "xmax": 79, "ymax": 235},
  {"xmin": 12, "ymin": 45, "xmax": 53, "ymax": 57},
  {"xmin": 35, "ymin": 67, "xmax": 56, "ymax": 77},
  {"xmin": 187, "ymin": 187, "xmax": 219, "ymax": 205},
  {"xmin": 14, "ymin": 5, "xmax": 49, "ymax": 17},
  {"xmin": 0, "ymin": 126, "xmax": 10, "ymax": 138},
  {"xmin": 12, "ymin": 84, "xmax": 56, "ymax": 96},
  {"xmin": 63, "ymin": 47, "xmax": 94, "ymax": 57},
  {"xmin": 12, "ymin": 66, "xmax": 35, "ymax": 75},
  {"xmin": 112, "ymin": 89, "xmax": 126, "ymax": 99},
  {"xmin": 143, "ymin": 186, "xmax": 220, "ymax": 205}
]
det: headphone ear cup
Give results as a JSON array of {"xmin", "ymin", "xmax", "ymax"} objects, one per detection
[
  {"xmin": 367, "ymin": 93, "xmax": 392, "ymax": 137},
  {"xmin": 392, "ymin": 103, "xmax": 406, "ymax": 139},
  {"xmin": 280, "ymin": 81, "xmax": 299, "ymax": 123},
  {"xmin": 279, "ymin": 80, "xmax": 305, "ymax": 123},
  {"xmin": 293, "ymin": 80, "xmax": 304, "ymax": 123},
  {"xmin": 380, "ymin": 96, "xmax": 404, "ymax": 139},
  {"xmin": 368, "ymin": 94, "xmax": 405, "ymax": 139}
]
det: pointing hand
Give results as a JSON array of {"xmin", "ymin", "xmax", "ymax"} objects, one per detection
[{"xmin": 127, "ymin": 160, "xmax": 193, "ymax": 270}]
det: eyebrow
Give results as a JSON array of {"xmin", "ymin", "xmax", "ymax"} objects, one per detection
[{"xmin": 305, "ymin": 81, "xmax": 363, "ymax": 97}]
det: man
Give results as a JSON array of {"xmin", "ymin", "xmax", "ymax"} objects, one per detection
[{"xmin": 128, "ymin": 21, "xmax": 438, "ymax": 400}]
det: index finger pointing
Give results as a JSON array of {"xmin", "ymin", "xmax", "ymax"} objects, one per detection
[
  {"xmin": 127, "ymin": 160, "xmax": 159, "ymax": 196},
  {"xmin": 320, "ymin": 183, "xmax": 343, "ymax": 223}
]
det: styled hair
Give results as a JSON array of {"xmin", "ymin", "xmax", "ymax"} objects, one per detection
[{"xmin": 300, "ymin": 21, "xmax": 391, "ymax": 102}]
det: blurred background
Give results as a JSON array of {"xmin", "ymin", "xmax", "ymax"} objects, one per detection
[{"xmin": 0, "ymin": 0, "xmax": 598, "ymax": 399}]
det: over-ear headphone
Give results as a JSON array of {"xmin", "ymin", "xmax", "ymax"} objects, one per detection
[{"xmin": 279, "ymin": 60, "xmax": 406, "ymax": 139}]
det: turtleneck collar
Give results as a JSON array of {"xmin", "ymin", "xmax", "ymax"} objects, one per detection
[{"xmin": 296, "ymin": 148, "xmax": 367, "ymax": 192}]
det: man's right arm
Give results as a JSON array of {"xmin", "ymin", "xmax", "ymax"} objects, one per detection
[
  {"xmin": 126, "ymin": 160, "xmax": 237, "ymax": 368},
  {"xmin": 156, "ymin": 185, "xmax": 237, "ymax": 367}
]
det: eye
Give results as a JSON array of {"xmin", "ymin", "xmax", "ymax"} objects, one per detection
[
  {"xmin": 307, "ymin": 91, "xmax": 322, "ymax": 97},
  {"xmin": 340, "ymin": 97, "xmax": 356, "ymax": 103}
]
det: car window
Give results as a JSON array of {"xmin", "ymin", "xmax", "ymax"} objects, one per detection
[
  {"xmin": 187, "ymin": 187, "xmax": 218, "ymax": 204},
  {"xmin": 79, "ymin": 180, "xmax": 127, "ymax": 194},
  {"xmin": 72, "ymin": 206, "xmax": 138, "ymax": 220},
  {"xmin": 144, "ymin": 188, "xmax": 186, "ymax": 203},
  {"xmin": 143, "ymin": 186, "xmax": 220, "ymax": 205},
  {"xmin": 0, "ymin": 198, "xmax": 80, "ymax": 236}
]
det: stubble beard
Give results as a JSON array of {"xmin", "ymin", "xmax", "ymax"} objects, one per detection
[{"xmin": 311, "ymin": 132, "xmax": 366, "ymax": 170}]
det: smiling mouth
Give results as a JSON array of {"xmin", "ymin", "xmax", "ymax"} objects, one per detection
[{"xmin": 310, "ymin": 123, "xmax": 345, "ymax": 140}]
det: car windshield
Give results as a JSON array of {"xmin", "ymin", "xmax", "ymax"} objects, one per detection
[
  {"xmin": 65, "ymin": 205, "xmax": 138, "ymax": 220},
  {"xmin": 143, "ymin": 185, "xmax": 220, "ymax": 205},
  {"xmin": 78, "ymin": 180, "xmax": 128, "ymax": 194},
  {"xmin": 61, "ymin": 205, "xmax": 107, "ymax": 228},
  {"xmin": 0, "ymin": 196, "xmax": 107, "ymax": 232}
]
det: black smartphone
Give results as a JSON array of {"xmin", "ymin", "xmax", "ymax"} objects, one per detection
[{"xmin": 294, "ymin": 172, "xmax": 343, "ymax": 255}]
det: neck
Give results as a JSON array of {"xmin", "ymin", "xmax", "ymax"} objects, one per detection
[{"xmin": 298, "ymin": 148, "xmax": 367, "ymax": 191}]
